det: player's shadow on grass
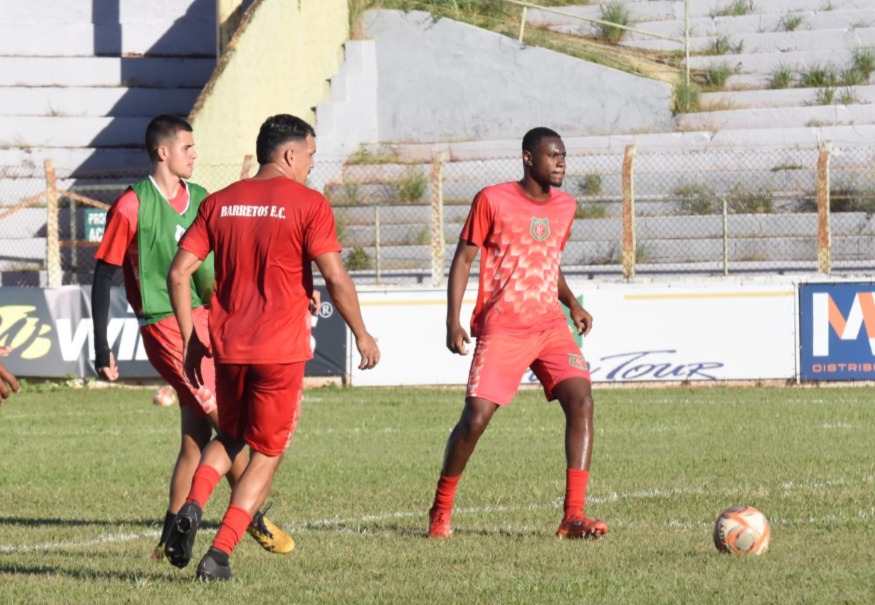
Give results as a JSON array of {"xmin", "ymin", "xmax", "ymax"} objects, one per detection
[
  {"xmin": 0, "ymin": 516, "xmax": 158, "ymax": 529},
  {"xmin": 301, "ymin": 522, "xmax": 543, "ymax": 539},
  {"xmin": 0, "ymin": 562, "xmax": 171, "ymax": 584},
  {"xmin": 0, "ymin": 516, "xmax": 222, "ymax": 530}
]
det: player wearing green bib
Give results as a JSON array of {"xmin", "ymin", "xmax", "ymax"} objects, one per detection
[{"xmin": 92, "ymin": 114, "xmax": 294, "ymax": 562}]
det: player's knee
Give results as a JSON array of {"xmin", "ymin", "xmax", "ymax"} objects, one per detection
[
  {"xmin": 459, "ymin": 410, "xmax": 491, "ymax": 438},
  {"xmin": 564, "ymin": 393, "xmax": 594, "ymax": 419}
]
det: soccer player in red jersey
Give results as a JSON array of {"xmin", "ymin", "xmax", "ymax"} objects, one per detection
[
  {"xmin": 164, "ymin": 114, "xmax": 380, "ymax": 581},
  {"xmin": 91, "ymin": 114, "xmax": 293, "ymax": 560},
  {"xmin": 428, "ymin": 127, "xmax": 608, "ymax": 540}
]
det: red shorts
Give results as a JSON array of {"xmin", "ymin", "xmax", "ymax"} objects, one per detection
[
  {"xmin": 466, "ymin": 325, "xmax": 591, "ymax": 405},
  {"xmin": 140, "ymin": 305, "xmax": 216, "ymax": 416},
  {"xmin": 214, "ymin": 361, "xmax": 305, "ymax": 456}
]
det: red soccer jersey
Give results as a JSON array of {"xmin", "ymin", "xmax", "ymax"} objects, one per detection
[
  {"xmin": 178, "ymin": 176, "xmax": 341, "ymax": 364},
  {"xmin": 460, "ymin": 181, "xmax": 575, "ymax": 337},
  {"xmin": 94, "ymin": 179, "xmax": 191, "ymax": 317}
]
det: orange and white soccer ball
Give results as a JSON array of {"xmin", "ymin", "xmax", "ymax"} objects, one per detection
[
  {"xmin": 713, "ymin": 505, "xmax": 771, "ymax": 555},
  {"xmin": 152, "ymin": 385, "xmax": 177, "ymax": 407}
]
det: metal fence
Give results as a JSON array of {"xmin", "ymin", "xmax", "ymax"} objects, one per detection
[{"xmin": 1, "ymin": 143, "xmax": 874, "ymax": 287}]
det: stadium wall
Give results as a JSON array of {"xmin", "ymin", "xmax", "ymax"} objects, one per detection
[
  {"xmin": 349, "ymin": 277, "xmax": 875, "ymax": 386},
  {"xmin": 3, "ymin": 279, "xmax": 874, "ymax": 384},
  {"xmin": 188, "ymin": 0, "xmax": 348, "ymax": 192}
]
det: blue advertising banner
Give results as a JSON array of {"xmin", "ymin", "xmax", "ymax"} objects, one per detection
[{"xmin": 799, "ymin": 282, "xmax": 875, "ymax": 381}]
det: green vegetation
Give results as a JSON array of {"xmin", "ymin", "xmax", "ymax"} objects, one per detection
[
  {"xmin": 579, "ymin": 172, "xmax": 603, "ymax": 197},
  {"xmin": 596, "ymin": 2, "xmax": 632, "ymax": 45},
  {"xmin": 780, "ymin": 13, "xmax": 805, "ymax": 32},
  {"xmin": 673, "ymin": 82, "xmax": 701, "ymax": 114},
  {"xmin": 795, "ymin": 52, "xmax": 875, "ymax": 90},
  {"xmin": 769, "ymin": 64, "xmax": 793, "ymax": 89},
  {"xmin": 349, "ymin": 1, "xmax": 682, "ymax": 83},
  {"xmin": 801, "ymin": 63, "xmax": 840, "ymax": 87},
  {"xmin": 829, "ymin": 182, "xmax": 875, "ymax": 213},
  {"xmin": 4, "ymin": 385, "xmax": 875, "ymax": 604},
  {"xmin": 728, "ymin": 184, "xmax": 774, "ymax": 214},
  {"xmin": 344, "ymin": 245, "xmax": 373, "ymax": 270},
  {"xmin": 713, "ymin": 0, "xmax": 754, "ymax": 18},
  {"xmin": 850, "ymin": 47, "xmax": 875, "ymax": 81},
  {"xmin": 675, "ymin": 182, "xmax": 716, "ymax": 214},
  {"xmin": 346, "ymin": 146, "xmax": 399, "ymax": 165},
  {"xmin": 813, "ymin": 85, "xmax": 837, "ymax": 105},
  {"xmin": 397, "ymin": 166, "xmax": 428, "ymax": 203},
  {"xmin": 702, "ymin": 62, "xmax": 734, "ymax": 89},
  {"xmin": 705, "ymin": 35, "xmax": 744, "ymax": 56},
  {"xmin": 837, "ymin": 86, "xmax": 859, "ymax": 105},
  {"xmin": 575, "ymin": 202, "xmax": 608, "ymax": 219},
  {"xmin": 770, "ymin": 162, "xmax": 804, "ymax": 172},
  {"xmin": 329, "ymin": 182, "xmax": 363, "ymax": 206}
]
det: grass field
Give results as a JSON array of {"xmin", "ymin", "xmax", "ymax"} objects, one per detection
[{"xmin": 1, "ymin": 383, "xmax": 873, "ymax": 604}]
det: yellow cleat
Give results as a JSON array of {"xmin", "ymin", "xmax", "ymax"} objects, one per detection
[
  {"xmin": 151, "ymin": 542, "xmax": 167, "ymax": 561},
  {"xmin": 247, "ymin": 507, "xmax": 295, "ymax": 554}
]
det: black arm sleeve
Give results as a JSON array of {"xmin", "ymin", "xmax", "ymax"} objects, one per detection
[{"xmin": 92, "ymin": 260, "xmax": 120, "ymax": 368}]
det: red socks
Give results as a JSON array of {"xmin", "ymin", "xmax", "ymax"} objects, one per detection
[
  {"xmin": 563, "ymin": 468, "xmax": 590, "ymax": 521},
  {"xmin": 431, "ymin": 474, "xmax": 461, "ymax": 512},
  {"xmin": 186, "ymin": 465, "xmax": 221, "ymax": 509},
  {"xmin": 212, "ymin": 505, "xmax": 252, "ymax": 555}
]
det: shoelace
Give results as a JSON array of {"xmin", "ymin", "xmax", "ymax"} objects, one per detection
[{"xmin": 251, "ymin": 503, "xmax": 274, "ymax": 538}]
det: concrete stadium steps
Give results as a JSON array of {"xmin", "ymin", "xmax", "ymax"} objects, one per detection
[
  {"xmin": 0, "ymin": 148, "xmax": 148, "ymax": 180},
  {"xmin": 524, "ymin": 1, "xmax": 875, "ymax": 138},
  {"xmin": 0, "ymin": 238, "xmax": 47, "ymax": 268},
  {"xmin": 2, "ymin": 0, "xmax": 216, "ymax": 24},
  {"xmin": 329, "ymin": 215, "xmax": 875, "ymax": 270},
  {"xmin": 527, "ymin": 0, "xmax": 874, "ymax": 25},
  {"xmin": 624, "ymin": 27, "xmax": 875, "ymax": 54},
  {"xmin": 539, "ymin": 10, "xmax": 875, "ymax": 48},
  {"xmin": 614, "ymin": 9, "xmax": 875, "ymax": 40},
  {"xmin": 0, "ymin": 87, "xmax": 202, "ymax": 118},
  {"xmin": 0, "ymin": 21, "xmax": 215, "ymax": 57},
  {"xmin": 0, "ymin": 209, "xmax": 52, "ymax": 239},
  {"xmin": 700, "ymin": 85, "xmax": 875, "ymax": 109},
  {"xmin": 676, "ymin": 104, "xmax": 875, "ymax": 131},
  {"xmin": 0, "ymin": 57, "xmax": 215, "ymax": 88},
  {"xmin": 686, "ymin": 47, "xmax": 868, "ymax": 75},
  {"xmin": 0, "ymin": 116, "xmax": 152, "ymax": 148}
]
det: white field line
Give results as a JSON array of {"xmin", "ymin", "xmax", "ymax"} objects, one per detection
[{"xmin": 1, "ymin": 475, "xmax": 872, "ymax": 554}]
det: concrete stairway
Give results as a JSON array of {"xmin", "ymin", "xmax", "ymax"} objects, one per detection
[
  {"xmin": 0, "ymin": 0, "xmax": 216, "ymax": 278},
  {"xmin": 527, "ymin": 0, "xmax": 875, "ymax": 132},
  {"xmin": 0, "ymin": 0, "xmax": 216, "ymax": 184}
]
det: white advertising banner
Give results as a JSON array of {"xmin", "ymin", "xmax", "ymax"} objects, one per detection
[{"xmin": 351, "ymin": 280, "xmax": 797, "ymax": 386}]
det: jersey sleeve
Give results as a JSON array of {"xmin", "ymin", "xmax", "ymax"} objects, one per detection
[
  {"xmin": 304, "ymin": 195, "xmax": 342, "ymax": 258},
  {"xmin": 94, "ymin": 189, "xmax": 138, "ymax": 265},
  {"xmin": 458, "ymin": 189, "xmax": 493, "ymax": 248},
  {"xmin": 178, "ymin": 195, "xmax": 214, "ymax": 260}
]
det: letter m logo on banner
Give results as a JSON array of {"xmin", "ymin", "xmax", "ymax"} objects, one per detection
[{"xmin": 812, "ymin": 291, "xmax": 875, "ymax": 356}]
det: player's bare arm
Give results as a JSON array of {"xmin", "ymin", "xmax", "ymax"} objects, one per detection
[
  {"xmin": 313, "ymin": 251, "xmax": 380, "ymax": 370},
  {"xmin": 446, "ymin": 241, "xmax": 478, "ymax": 355},
  {"xmin": 0, "ymin": 347, "xmax": 20, "ymax": 403},
  {"xmin": 167, "ymin": 249, "xmax": 211, "ymax": 386},
  {"xmin": 558, "ymin": 268, "xmax": 592, "ymax": 336}
]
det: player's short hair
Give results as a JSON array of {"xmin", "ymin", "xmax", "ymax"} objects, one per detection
[
  {"xmin": 522, "ymin": 127, "xmax": 562, "ymax": 153},
  {"xmin": 256, "ymin": 114, "xmax": 316, "ymax": 164},
  {"xmin": 145, "ymin": 114, "xmax": 193, "ymax": 162}
]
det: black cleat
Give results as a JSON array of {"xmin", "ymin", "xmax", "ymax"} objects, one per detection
[
  {"xmin": 164, "ymin": 501, "xmax": 202, "ymax": 569},
  {"xmin": 195, "ymin": 547, "xmax": 232, "ymax": 581}
]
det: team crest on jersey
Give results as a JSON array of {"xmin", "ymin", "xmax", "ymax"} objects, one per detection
[
  {"xmin": 175, "ymin": 224, "xmax": 186, "ymax": 242},
  {"xmin": 568, "ymin": 354, "xmax": 587, "ymax": 370},
  {"xmin": 531, "ymin": 218, "xmax": 550, "ymax": 241}
]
